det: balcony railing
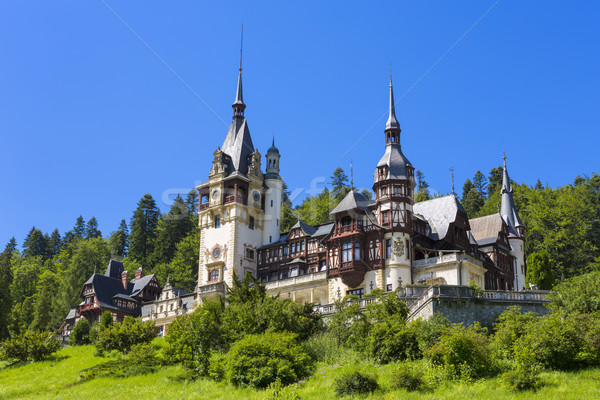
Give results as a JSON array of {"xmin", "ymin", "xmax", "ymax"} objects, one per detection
[
  {"xmin": 224, "ymin": 195, "xmax": 247, "ymax": 205},
  {"xmin": 265, "ymin": 271, "xmax": 327, "ymax": 290},
  {"xmin": 198, "ymin": 281, "xmax": 226, "ymax": 296},
  {"xmin": 412, "ymin": 253, "xmax": 482, "ymax": 269},
  {"xmin": 199, "ymin": 203, "xmax": 209, "ymax": 210},
  {"xmin": 333, "ymin": 222, "xmax": 363, "ymax": 236}
]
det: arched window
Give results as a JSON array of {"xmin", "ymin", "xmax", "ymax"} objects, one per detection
[
  {"xmin": 208, "ymin": 269, "xmax": 219, "ymax": 282},
  {"xmin": 354, "ymin": 242, "xmax": 361, "ymax": 261}
]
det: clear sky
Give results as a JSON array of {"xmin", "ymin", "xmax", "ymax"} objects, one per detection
[{"xmin": 1, "ymin": 1, "xmax": 599, "ymax": 248}]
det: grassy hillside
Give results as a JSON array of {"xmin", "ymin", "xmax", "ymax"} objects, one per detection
[{"xmin": 1, "ymin": 345, "xmax": 599, "ymax": 400}]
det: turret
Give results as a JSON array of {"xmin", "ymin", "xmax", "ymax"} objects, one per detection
[{"xmin": 263, "ymin": 136, "xmax": 282, "ymax": 245}]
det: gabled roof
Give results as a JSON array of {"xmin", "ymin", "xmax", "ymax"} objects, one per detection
[
  {"xmin": 290, "ymin": 220, "xmax": 317, "ymax": 236},
  {"xmin": 312, "ymin": 223, "xmax": 334, "ymax": 237},
  {"xmin": 330, "ymin": 190, "xmax": 372, "ymax": 215},
  {"xmin": 469, "ymin": 213, "xmax": 504, "ymax": 246},
  {"xmin": 129, "ymin": 274, "xmax": 156, "ymax": 298},
  {"xmin": 412, "ymin": 194, "xmax": 465, "ymax": 241}
]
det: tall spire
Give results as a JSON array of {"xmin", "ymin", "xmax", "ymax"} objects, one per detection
[
  {"xmin": 500, "ymin": 152, "xmax": 524, "ymax": 237},
  {"xmin": 384, "ymin": 73, "xmax": 401, "ymax": 146},
  {"xmin": 232, "ymin": 25, "xmax": 246, "ymax": 119}
]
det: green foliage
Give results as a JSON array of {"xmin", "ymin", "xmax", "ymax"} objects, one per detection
[
  {"xmin": 390, "ymin": 365, "xmax": 427, "ymax": 392},
  {"xmin": 415, "ymin": 170, "xmax": 430, "ymax": 202},
  {"xmin": 369, "ymin": 320, "xmax": 420, "ymax": 363},
  {"xmin": 525, "ymin": 250, "xmax": 554, "ymax": 289},
  {"xmin": 426, "ymin": 324, "xmax": 493, "ymax": 379},
  {"xmin": 108, "ymin": 219, "xmax": 129, "ymax": 257},
  {"xmin": 487, "ymin": 166, "xmax": 503, "ymax": 197},
  {"xmin": 501, "ymin": 365, "xmax": 543, "ymax": 392},
  {"xmin": 462, "ymin": 187, "xmax": 485, "ymax": 217},
  {"xmin": 152, "ymin": 228, "xmax": 200, "ymax": 293},
  {"xmin": 0, "ymin": 239, "xmax": 16, "ymax": 339},
  {"xmin": 409, "ymin": 313, "xmax": 451, "ymax": 353},
  {"xmin": 70, "ymin": 318, "xmax": 91, "ymax": 345},
  {"xmin": 95, "ymin": 316, "xmax": 155, "ymax": 354},
  {"xmin": 492, "ymin": 306, "xmax": 537, "ymax": 360},
  {"xmin": 85, "ymin": 217, "xmax": 102, "ymax": 239},
  {"xmin": 330, "ymin": 167, "xmax": 350, "ymax": 200},
  {"xmin": 261, "ymin": 378, "xmax": 302, "ymax": 400},
  {"xmin": 80, "ymin": 343, "xmax": 160, "ymax": 381},
  {"xmin": 22, "ymin": 227, "xmax": 50, "ymax": 260},
  {"xmin": 548, "ymin": 270, "xmax": 600, "ymax": 313},
  {"xmin": 152, "ymin": 195, "xmax": 195, "ymax": 265},
  {"xmin": 224, "ymin": 332, "xmax": 311, "ymax": 388},
  {"xmin": 0, "ymin": 330, "xmax": 61, "ymax": 362},
  {"xmin": 333, "ymin": 370, "xmax": 379, "ymax": 396}
]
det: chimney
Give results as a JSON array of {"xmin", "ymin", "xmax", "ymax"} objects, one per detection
[
  {"xmin": 135, "ymin": 267, "xmax": 144, "ymax": 280},
  {"xmin": 121, "ymin": 270, "xmax": 128, "ymax": 290}
]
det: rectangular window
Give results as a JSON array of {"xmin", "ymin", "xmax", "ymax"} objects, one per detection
[
  {"xmin": 301, "ymin": 241, "xmax": 305, "ymax": 251},
  {"xmin": 319, "ymin": 260, "xmax": 326, "ymax": 271},
  {"xmin": 346, "ymin": 288, "xmax": 364, "ymax": 299},
  {"xmin": 341, "ymin": 243, "xmax": 352, "ymax": 263},
  {"xmin": 283, "ymin": 246, "xmax": 288, "ymax": 256},
  {"xmin": 280, "ymin": 270, "xmax": 288, "ymax": 280},
  {"xmin": 386, "ymin": 239, "xmax": 392, "ymax": 259},
  {"xmin": 249, "ymin": 216, "xmax": 254, "ymax": 230},
  {"xmin": 381, "ymin": 186, "xmax": 388, "ymax": 196},
  {"xmin": 386, "ymin": 284, "xmax": 393, "ymax": 292},
  {"xmin": 245, "ymin": 248, "xmax": 255, "ymax": 260},
  {"xmin": 270, "ymin": 271, "xmax": 278, "ymax": 281},
  {"xmin": 354, "ymin": 242, "xmax": 361, "ymax": 261},
  {"xmin": 405, "ymin": 239, "xmax": 410, "ymax": 259},
  {"xmin": 271, "ymin": 200, "xmax": 273, "ymax": 207},
  {"xmin": 382, "ymin": 211, "xmax": 390, "ymax": 225},
  {"xmin": 215, "ymin": 215, "xmax": 221, "ymax": 228},
  {"xmin": 290, "ymin": 267, "xmax": 298, "ymax": 277}
]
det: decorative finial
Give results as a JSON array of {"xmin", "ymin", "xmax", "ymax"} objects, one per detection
[
  {"xmin": 239, "ymin": 24, "xmax": 243, "ymax": 72},
  {"xmin": 450, "ymin": 166, "xmax": 455, "ymax": 195},
  {"xmin": 272, "ymin": 132, "xmax": 275, "ymax": 147}
]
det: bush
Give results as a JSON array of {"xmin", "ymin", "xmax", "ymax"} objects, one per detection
[
  {"xmin": 1, "ymin": 330, "xmax": 61, "ymax": 362},
  {"xmin": 368, "ymin": 320, "xmax": 420, "ymax": 363},
  {"xmin": 390, "ymin": 366, "xmax": 426, "ymax": 392},
  {"xmin": 334, "ymin": 370, "xmax": 378, "ymax": 397},
  {"xmin": 225, "ymin": 332, "xmax": 311, "ymax": 388},
  {"xmin": 548, "ymin": 271, "xmax": 600, "ymax": 314},
  {"xmin": 501, "ymin": 365, "xmax": 543, "ymax": 391},
  {"xmin": 513, "ymin": 312, "xmax": 582, "ymax": 370},
  {"xmin": 492, "ymin": 306, "xmax": 538, "ymax": 360},
  {"xmin": 95, "ymin": 316, "xmax": 155, "ymax": 354},
  {"xmin": 425, "ymin": 324, "xmax": 493, "ymax": 379},
  {"xmin": 69, "ymin": 318, "xmax": 91, "ymax": 346},
  {"xmin": 409, "ymin": 313, "xmax": 450, "ymax": 353},
  {"xmin": 260, "ymin": 379, "xmax": 302, "ymax": 400}
]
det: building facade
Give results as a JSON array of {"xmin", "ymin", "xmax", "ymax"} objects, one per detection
[{"xmin": 191, "ymin": 68, "xmax": 527, "ymax": 307}]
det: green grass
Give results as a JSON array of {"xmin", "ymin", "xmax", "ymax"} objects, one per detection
[{"xmin": 1, "ymin": 345, "xmax": 599, "ymax": 400}]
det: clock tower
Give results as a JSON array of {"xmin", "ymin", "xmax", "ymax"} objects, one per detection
[{"xmin": 195, "ymin": 64, "xmax": 282, "ymax": 298}]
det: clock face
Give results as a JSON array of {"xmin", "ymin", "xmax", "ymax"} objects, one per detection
[
  {"xmin": 212, "ymin": 247, "xmax": 220, "ymax": 259},
  {"xmin": 252, "ymin": 191, "xmax": 260, "ymax": 202},
  {"xmin": 211, "ymin": 188, "xmax": 220, "ymax": 200}
]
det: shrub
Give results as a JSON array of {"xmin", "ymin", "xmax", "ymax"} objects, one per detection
[
  {"xmin": 492, "ymin": 306, "xmax": 538, "ymax": 360},
  {"xmin": 425, "ymin": 324, "xmax": 493, "ymax": 379},
  {"xmin": 334, "ymin": 370, "xmax": 378, "ymax": 397},
  {"xmin": 390, "ymin": 366, "xmax": 426, "ymax": 392},
  {"xmin": 368, "ymin": 320, "xmax": 420, "ymax": 363},
  {"xmin": 69, "ymin": 318, "xmax": 91, "ymax": 346},
  {"xmin": 547, "ymin": 270, "xmax": 600, "ymax": 314},
  {"xmin": 1, "ymin": 330, "xmax": 61, "ymax": 362},
  {"xmin": 225, "ymin": 332, "xmax": 311, "ymax": 388},
  {"xmin": 100, "ymin": 311, "xmax": 114, "ymax": 330},
  {"xmin": 95, "ymin": 316, "xmax": 155, "ymax": 354},
  {"xmin": 513, "ymin": 312, "xmax": 582, "ymax": 370},
  {"xmin": 208, "ymin": 352, "xmax": 226, "ymax": 382},
  {"xmin": 260, "ymin": 379, "xmax": 302, "ymax": 400},
  {"xmin": 501, "ymin": 365, "xmax": 543, "ymax": 391},
  {"xmin": 409, "ymin": 313, "xmax": 450, "ymax": 353}
]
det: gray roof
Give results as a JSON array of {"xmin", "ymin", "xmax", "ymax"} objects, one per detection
[
  {"xmin": 469, "ymin": 213, "xmax": 504, "ymax": 246},
  {"xmin": 104, "ymin": 259, "xmax": 124, "ymax": 279},
  {"xmin": 221, "ymin": 118, "xmax": 254, "ymax": 176},
  {"xmin": 312, "ymin": 223, "xmax": 334, "ymax": 237},
  {"xmin": 65, "ymin": 308, "xmax": 76, "ymax": 320},
  {"xmin": 113, "ymin": 293, "xmax": 135, "ymax": 301},
  {"xmin": 285, "ymin": 257, "xmax": 307, "ymax": 265},
  {"xmin": 500, "ymin": 158, "xmax": 524, "ymax": 236},
  {"xmin": 233, "ymin": 68, "xmax": 245, "ymax": 107},
  {"xmin": 130, "ymin": 275, "xmax": 156, "ymax": 297},
  {"xmin": 291, "ymin": 220, "xmax": 317, "ymax": 236},
  {"xmin": 330, "ymin": 190, "xmax": 372, "ymax": 215},
  {"xmin": 374, "ymin": 144, "xmax": 413, "ymax": 183},
  {"xmin": 412, "ymin": 194, "xmax": 465, "ymax": 241},
  {"xmin": 267, "ymin": 136, "xmax": 279, "ymax": 155}
]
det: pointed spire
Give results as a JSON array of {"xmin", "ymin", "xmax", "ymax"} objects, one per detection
[
  {"xmin": 385, "ymin": 73, "xmax": 400, "ymax": 132},
  {"xmin": 500, "ymin": 153, "xmax": 524, "ymax": 237},
  {"xmin": 232, "ymin": 26, "xmax": 246, "ymax": 119}
]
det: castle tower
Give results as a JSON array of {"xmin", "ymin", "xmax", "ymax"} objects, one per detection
[
  {"xmin": 372, "ymin": 75, "xmax": 416, "ymax": 288},
  {"xmin": 500, "ymin": 154, "xmax": 526, "ymax": 290},
  {"xmin": 263, "ymin": 137, "xmax": 283, "ymax": 245},
  {"xmin": 196, "ymin": 62, "xmax": 267, "ymax": 296}
]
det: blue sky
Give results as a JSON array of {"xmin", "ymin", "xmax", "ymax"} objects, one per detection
[{"xmin": 1, "ymin": 1, "xmax": 599, "ymax": 248}]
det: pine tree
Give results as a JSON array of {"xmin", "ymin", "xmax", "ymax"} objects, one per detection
[
  {"xmin": 280, "ymin": 202, "xmax": 296, "ymax": 233},
  {"xmin": 472, "ymin": 170, "xmax": 488, "ymax": 198},
  {"xmin": 73, "ymin": 216, "xmax": 86, "ymax": 239},
  {"xmin": 31, "ymin": 269, "xmax": 60, "ymax": 331},
  {"xmin": 462, "ymin": 188, "xmax": 485, "ymax": 217},
  {"xmin": 48, "ymin": 229, "xmax": 62, "ymax": 257},
  {"xmin": 129, "ymin": 194, "xmax": 160, "ymax": 268},
  {"xmin": 22, "ymin": 227, "xmax": 49, "ymax": 260},
  {"xmin": 415, "ymin": 170, "xmax": 430, "ymax": 202},
  {"xmin": 185, "ymin": 190, "xmax": 199, "ymax": 219},
  {"xmin": 487, "ymin": 166, "xmax": 503, "ymax": 197},
  {"xmin": 331, "ymin": 167, "xmax": 349, "ymax": 200},
  {"xmin": 85, "ymin": 217, "xmax": 102, "ymax": 239},
  {"xmin": 0, "ymin": 238, "xmax": 17, "ymax": 339},
  {"xmin": 109, "ymin": 219, "xmax": 129, "ymax": 257},
  {"xmin": 153, "ymin": 195, "xmax": 195, "ymax": 265}
]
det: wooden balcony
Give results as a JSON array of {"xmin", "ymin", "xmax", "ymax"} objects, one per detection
[
  {"xmin": 224, "ymin": 195, "xmax": 247, "ymax": 206},
  {"xmin": 333, "ymin": 222, "xmax": 364, "ymax": 237}
]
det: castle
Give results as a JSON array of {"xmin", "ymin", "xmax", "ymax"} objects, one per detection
[{"xmin": 137, "ymin": 62, "xmax": 528, "ymax": 334}]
